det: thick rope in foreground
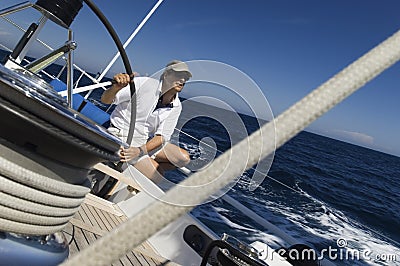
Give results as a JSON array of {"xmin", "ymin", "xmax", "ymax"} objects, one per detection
[{"xmin": 62, "ymin": 29, "xmax": 400, "ymax": 266}]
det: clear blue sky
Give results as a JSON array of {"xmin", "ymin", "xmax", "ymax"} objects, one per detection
[{"xmin": 1, "ymin": 0, "xmax": 400, "ymax": 156}]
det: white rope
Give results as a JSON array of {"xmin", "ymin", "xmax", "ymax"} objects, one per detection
[
  {"xmin": 0, "ymin": 173, "xmax": 85, "ymax": 207},
  {"xmin": 0, "ymin": 144, "xmax": 90, "ymax": 235},
  {"xmin": 0, "ymin": 217, "xmax": 69, "ymax": 236},
  {"xmin": 62, "ymin": 29, "xmax": 400, "ymax": 266},
  {"xmin": 0, "ymin": 204, "xmax": 74, "ymax": 225},
  {"xmin": 0, "ymin": 191, "xmax": 81, "ymax": 217},
  {"xmin": 0, "ymin": 174, "xmax": 87, "ymax": 234},
  {"xmin": 0, "ymin": 156, "xmax": 89, "ymax": 197}
]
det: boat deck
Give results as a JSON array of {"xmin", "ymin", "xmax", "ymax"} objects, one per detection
[{"xmin": 62, "ymin": 193, "xmax": 178, "ymax": 266}]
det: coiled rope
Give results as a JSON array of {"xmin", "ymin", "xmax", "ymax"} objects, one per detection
[
  {"xmin": 0, "ymin": 144, "xmax": 90, "ymax": 235},
  {"xmin": 62, "ymin": 28, "xmax": 400, "ymax": 266}
]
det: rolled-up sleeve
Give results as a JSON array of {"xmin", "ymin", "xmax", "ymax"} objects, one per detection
[{"xmin": 113, "ymin": 85, "xmax": 131, "ymax": 105}]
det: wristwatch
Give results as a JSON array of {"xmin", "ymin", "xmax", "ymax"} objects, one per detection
[{"xmin": 137, "ymin": 146, "xmax": 145, "ymax": 157}]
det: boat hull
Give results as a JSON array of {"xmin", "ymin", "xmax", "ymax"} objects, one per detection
[{"xmin": 0, "ymin": 232, "xmax": 69, "ymax": 266}]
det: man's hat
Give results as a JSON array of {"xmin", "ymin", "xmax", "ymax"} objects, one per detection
[{"xmin": 165, "ymin": 60, "xmax": 192, "ymax": 78}]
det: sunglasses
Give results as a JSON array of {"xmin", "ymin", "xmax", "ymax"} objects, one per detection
[{"xmin": 169, "ymin": 71, "xmax": 190, "ymax": 82}]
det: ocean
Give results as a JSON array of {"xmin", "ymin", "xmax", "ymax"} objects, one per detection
[
  {"xmin": 171, "ymin": 102, "xmax": 400, "ymax": 266},
  {"xmin": 1, "ymin": 49, "xmax": 399, "ymax": 265}
]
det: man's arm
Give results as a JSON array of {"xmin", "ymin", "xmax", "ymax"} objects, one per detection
[
  {"xmin": 101, "ymin": 73, "xmax": 131, "ymax": 104},
  {"xmin": 145, "ymin": 135, "xmax": 164, "ymax": 154}
]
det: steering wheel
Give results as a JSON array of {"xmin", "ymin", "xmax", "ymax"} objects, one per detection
[{"xmin": 83, "ymin": 0, "xmax": 136, "ymax": 145}]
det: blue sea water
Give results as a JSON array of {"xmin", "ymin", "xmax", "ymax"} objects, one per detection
[
  {"xmin": 171, "ymin": 102, "xmax": 400, "ymax": 266},
  {"xmin": 1, "ymin": 49, "xmax": 399, "ymax": 265}
]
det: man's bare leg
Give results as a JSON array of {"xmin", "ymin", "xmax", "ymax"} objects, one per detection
[
  {"xmin": 133, "ymin": 157, "xmax": 164, "ymax": 184},
  {"xmin": 154, "ymin": 143, "xmax": 190, "ymax": 170},
  {"xmin": 132, "ymin": 143, "xmax": 190, "ymax": 184}
]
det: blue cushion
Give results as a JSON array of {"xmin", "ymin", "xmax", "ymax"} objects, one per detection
[{"xmin": 50, "ymin": 79, "xmax": 110, "ymax": 125}]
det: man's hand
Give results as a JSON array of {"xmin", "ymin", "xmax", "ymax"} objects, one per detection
[
  {"xmin": 113, "ymin": 73, "xmax": 132, "ymax": 89},
  {"xmin": 101, "ymin": 73, "xmax": 134, "ymax": 104},
  {"xmin": 119, "ymin": 146, "xmax": 142, "ymax": 162}
]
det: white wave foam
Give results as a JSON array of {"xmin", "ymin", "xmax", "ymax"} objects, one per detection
[{"xmin": 194, "ymin": 181, "xmax": 400, "ymax": 266}]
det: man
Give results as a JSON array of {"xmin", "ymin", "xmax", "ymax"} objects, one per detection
[{"xmin": 101, "ymin": 60, "xmax": 191, "ymax": 183}]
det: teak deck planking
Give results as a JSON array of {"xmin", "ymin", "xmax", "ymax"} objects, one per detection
[{"xmin": 62, "ymin": 193, "xmax": 178, "ymax": 266}]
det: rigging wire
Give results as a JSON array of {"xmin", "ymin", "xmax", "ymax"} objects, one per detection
[{"xmin": 176, "ymin": 128, "xmax": 302, "ymax": 194}]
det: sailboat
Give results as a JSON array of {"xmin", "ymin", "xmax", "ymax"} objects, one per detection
[{"xmin": 1, "ymin": 1, "xmax": 399, "ymax": 265}]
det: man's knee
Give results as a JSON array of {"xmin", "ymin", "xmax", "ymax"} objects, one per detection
[
  {"xmin": 181, "ymin": 150, "xmax": 191, "ymax": 166},
  {"xmin": 156, "ymin": 144, "xmax": 190, "ymax": 168}
]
